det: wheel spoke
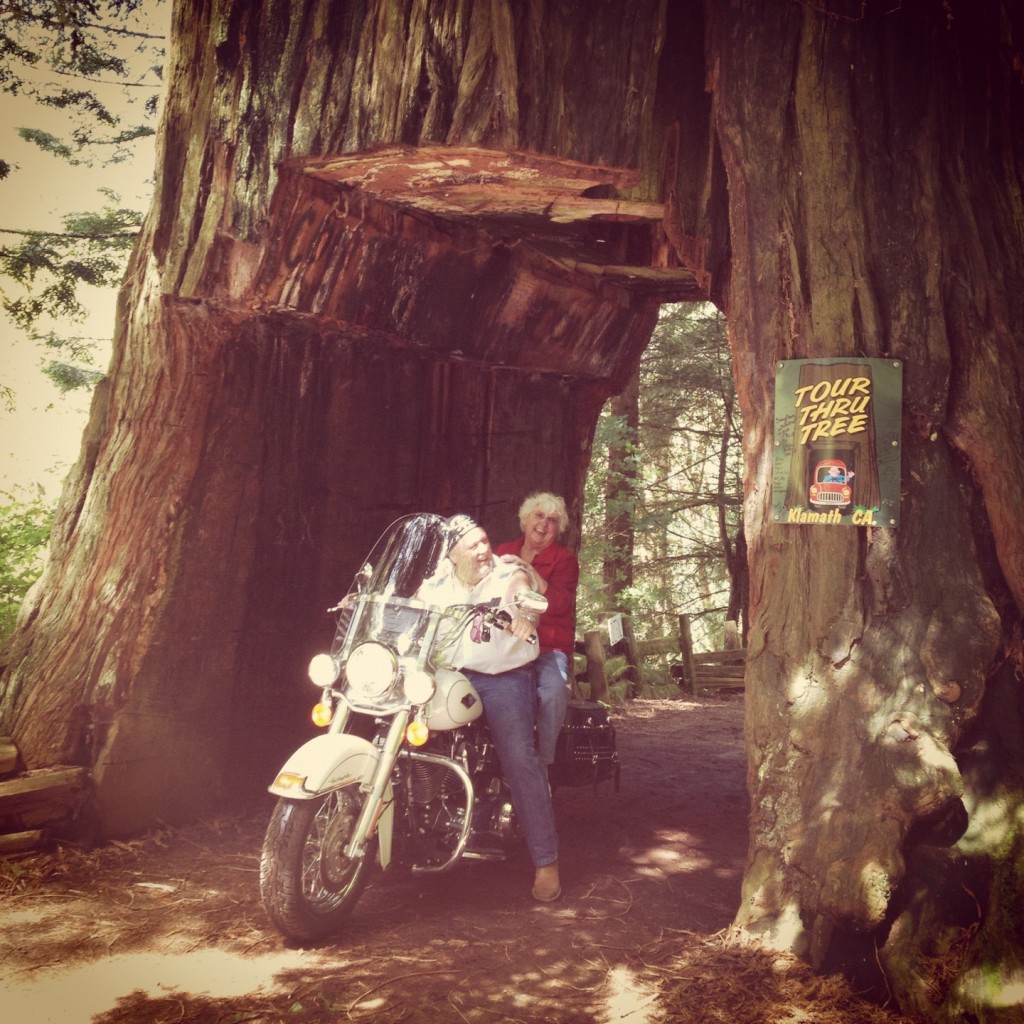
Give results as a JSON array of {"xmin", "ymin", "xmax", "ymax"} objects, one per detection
[
  {"xmin": 260, "ymin": 785, "xmax": 374, "ymax": 942},
  {"xmin": 299, "ymin": 790, "xmax": 360, "ymax": 908}
]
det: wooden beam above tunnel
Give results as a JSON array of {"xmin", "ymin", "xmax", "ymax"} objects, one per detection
[{"xmin": 291, "ymin": 146, "xmax": 704, "ymax": 301}]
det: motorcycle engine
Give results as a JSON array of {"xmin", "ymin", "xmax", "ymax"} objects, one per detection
[{"xmin": 401, "ymin": 725, "xmax": 518, "ymax": 866}]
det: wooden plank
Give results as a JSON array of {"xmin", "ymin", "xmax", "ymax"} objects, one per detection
[
  {"xmin": 694, "ymin": 650, "xmax": 746, "ymax": 665},
  {"xmin": 724, "ymin": 619, "xmax": 742, "ymax": 650},
  {"xmin": 634, "ymin": 636, "xmax": 680, "ymax": 657},
  {"xmin": 695, "ymin": 674, "xmax": 746, "ymax": 690},
  {"xmin": 583, "ymin": 629, "xmax": 610, "ymax": 702},
  {"xmin": 0, "ymin": 830, "xmax": 45, "ymax": 856},
  {"xmin": 632, "ymin": 639, "xmax": 747, "ymax": 664},
  {"xmin": 696, "ymin": 664, "xmax": 745, "ymax": 678},
  {"xmin": 620, "ymin": 614, "xmax": 642, "ymax": 697},
  {"xmin": 0, "ymin": 739, "xmax": 18, "ymax": 775},
  {"xmin": 679, "ymin": 614, "xmax": 697, "ymax": 696},
  {"xmin": 0, "ymin": 767, "xmax": 89, "ymax": 818}
]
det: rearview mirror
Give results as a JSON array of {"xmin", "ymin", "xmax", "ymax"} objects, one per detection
[{"xmin": 514, "ymin": 590, "xmax": 548, "ymax": 614}]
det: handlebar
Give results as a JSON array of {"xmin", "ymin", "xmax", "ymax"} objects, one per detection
[{"xmin": 485, "ymin": 608, "xmax": 538, "ymax": 645}]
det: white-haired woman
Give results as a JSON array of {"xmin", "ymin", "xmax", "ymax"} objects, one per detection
[{"xmin": 496, "ymin": 492, "xmax": 580, "ymax": 768}]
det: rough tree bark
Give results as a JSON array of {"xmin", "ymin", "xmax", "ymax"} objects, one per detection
[
  {"xmin": 709, "ymin": 3, "xmax": 1024, "ymax": 1020},
  {"xmin": 0, "ymin": 0, "xmax": 705, "ymax": 832},
  {"xmin": 0, "ymin": 1, "xmax": 1020, "ymax": 1020}
]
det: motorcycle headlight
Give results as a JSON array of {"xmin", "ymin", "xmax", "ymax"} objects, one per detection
[
  {"xmin": 345, "ymin": 642, "xmax": 398, "ymax": 699},
  {"xmin": 308, "ymin": 653, "xmax": 340, "ymax": 687},
  {"xmin": 403, "ymin": 668, "xmax": 436, "ymax": 705}
]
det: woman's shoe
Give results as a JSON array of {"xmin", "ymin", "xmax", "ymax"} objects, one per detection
[{"xmin": 532, "ymin": 862, "xmax": 561, "ymax": 902}]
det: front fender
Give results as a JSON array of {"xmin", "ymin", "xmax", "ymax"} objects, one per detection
[
  {"xmin": 268, "ymin": 733, "xmax": 394, "ymax": 869},
  {"xmin": 268, "ymin": 733, "xmax": 378, "ymax": 797}
]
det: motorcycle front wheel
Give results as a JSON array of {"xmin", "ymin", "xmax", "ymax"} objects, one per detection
[{"xmin": 259, "ymin": 784, "xmax": 375, "ymax": 943}]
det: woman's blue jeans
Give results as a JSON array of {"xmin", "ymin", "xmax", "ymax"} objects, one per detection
[
  {"xmin": 464, "ymin": 667, "xmax": 559, "ymax": 868},
  {"xmin": 534, "ymin": 649, "xmax": 570, "ymax": 765}
]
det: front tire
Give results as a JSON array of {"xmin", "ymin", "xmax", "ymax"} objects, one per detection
[{"xmin": 259, "ymin": 785, "xmax": 374, "ymax": 943}]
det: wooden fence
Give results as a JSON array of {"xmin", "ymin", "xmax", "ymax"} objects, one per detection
[
  {"xmin": 0, "ymin": 736, "xmax": 89, "ymax": 855},
  {"xmin": 574, "ymin": 614, "xmax": 745, "ymax": 702}
]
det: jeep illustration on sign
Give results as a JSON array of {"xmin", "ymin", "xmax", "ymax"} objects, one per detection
[
  {"xmin": 772, "ymin": 359, "xmax": 902, "ymax": 528},
  {"xmin": 808, "ymin": 459, "xmax": 854, "ymax": 512}
]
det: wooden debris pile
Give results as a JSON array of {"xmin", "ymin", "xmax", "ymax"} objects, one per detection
[{"xmin": 0, "ymin": 735, "xmax": 89, "ymax": 855}]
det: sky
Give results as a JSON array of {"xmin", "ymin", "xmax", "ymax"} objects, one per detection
[{"xmin": 0, "ymin": 6, "xmax": 168, "ymax": 502}]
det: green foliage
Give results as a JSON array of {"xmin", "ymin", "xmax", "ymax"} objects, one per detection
[
  {"xmin": 0, "ymin": 489, "xmax": 53, "ymax": 642},
  {"xmin": 1, "ymin": 1, "xmax": 163, "ymax": 388},
  {"xmin": 41, "ymin": 355, "xmax": 105, "ymax": 391},
  {"xmin": 580, "ymin": 304, "xmax": 743, "ymax": 650},
  {"xmin": 16, "ymin": 126, "xmax": 73, "ymax": 159},
  {"xmin": 19, "ymin": 120, "xmax": 156, "ymax": 164},
  {"xmin": 0, "ymin": 193, "xmax": 140, "ymax": 387},
  {"xmin": 1, "ymin": 1, "xmax": 164, "ymax": 165}
]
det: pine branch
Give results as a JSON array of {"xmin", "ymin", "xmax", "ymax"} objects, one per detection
[
  {"xmin": 52, "ymin": 68, "xmax": 159, "ymax": 88},
  {"xmin": 0, "ymin": 227, "xmax": 138, "ymax": 240},
  {"xmin": 0, "ymin": 4, "xmax": 165, "ymax": 40}
]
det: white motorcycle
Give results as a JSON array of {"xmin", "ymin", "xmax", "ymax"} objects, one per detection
[{"xmin": 258, "ymin": 513, "xmax": 551, "ymax": 943}]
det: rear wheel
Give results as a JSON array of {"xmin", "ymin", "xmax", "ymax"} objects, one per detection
[{"xmin": 259, "ymin": 784, "xmax": 374, "ymax": 942}]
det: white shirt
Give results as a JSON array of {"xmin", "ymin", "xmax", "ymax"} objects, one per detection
[{"xmin": 419, "ymin": 558, "xmax": 538, "ymax": 674}]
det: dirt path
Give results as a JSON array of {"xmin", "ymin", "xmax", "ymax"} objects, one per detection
[{"xmin": 0, "ymin": 696, "xmax": 916, "ymax": 1024}]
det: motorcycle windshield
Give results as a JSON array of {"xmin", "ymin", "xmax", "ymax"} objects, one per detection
[
  {"xmin": 358, "ymin": 514, "xmax": 451, "ymax": 600},
  {"xmin": 332, "ymin": 513, "xmax": 454, "ymax": 667}
]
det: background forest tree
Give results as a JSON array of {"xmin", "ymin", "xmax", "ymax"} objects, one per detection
[
  {"xmin": 0, "ymin": 3, "xmax": 1021, "ymax": 1022},
  {"xmin": 581, "ymin": 303, "xmax": 743, "ymax": 653},
  {"xmin": 0, "ymin": 0, "xmax": 164, "ymax": 380},
  {"xmin": 0, "ymin": 0, "xmax": 166, "ymax": 584}
]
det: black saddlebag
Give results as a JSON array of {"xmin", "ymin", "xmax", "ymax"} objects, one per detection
[{"xmin": 550, "ymin": 700, "xmax": 620, "ymax": 790}]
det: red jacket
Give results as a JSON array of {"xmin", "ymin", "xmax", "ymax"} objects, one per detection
[{"xmin": 495, "ymin": 536, "xmax": 579, "ymax": 656}]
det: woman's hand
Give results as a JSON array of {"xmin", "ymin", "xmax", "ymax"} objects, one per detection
[{"xmin": 499, "ymin": 555, "xmax": 546, "ymax": 593}]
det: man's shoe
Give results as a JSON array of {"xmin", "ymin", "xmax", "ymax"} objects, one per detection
[{"xmin": 532, "ymin": 861, "xmax": 561, "ymax": 902}]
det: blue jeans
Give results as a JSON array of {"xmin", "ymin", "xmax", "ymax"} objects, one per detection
[
  {"xmin": 535, "ymin": 650, "xmax": 570, "ymax": 765},
  {"xmin": 464, "ymin": 667, "xmax": 558, "ymax": 868}
]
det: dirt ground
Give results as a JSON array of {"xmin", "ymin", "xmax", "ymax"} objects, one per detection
[{"xmin": 1, "ymin": 695, "xmax": 921, "ymax": 1024}]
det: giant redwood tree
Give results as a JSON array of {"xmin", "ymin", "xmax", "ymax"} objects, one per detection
[
  {"xmin": 713, "ymin": 6, "xmax": 1023, "ymax": 1021},
  {"xmin": 1, "ymin": 1, "xmax": 1021, "ymax": 1019}
]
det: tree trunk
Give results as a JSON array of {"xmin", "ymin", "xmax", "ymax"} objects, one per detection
[
  {"xmin": 718, "ymin": 385, "xmax": 747, "ymax": 640},
  {"xmin": 0, "ymin": 0, "xmax": 699, "ymax": 833},
  {"xmin": 604, "ymin": 368, "xmax": 641, "ymax": 607},
  {"xmin": 708, "ymin": 2, "xmax": 1024, "ymax": 1019}
]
